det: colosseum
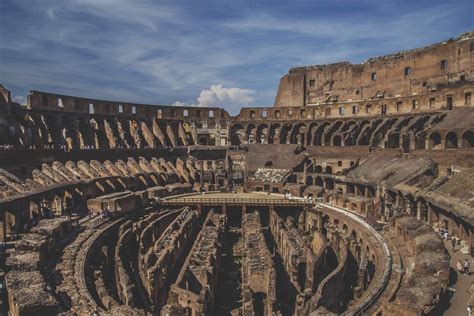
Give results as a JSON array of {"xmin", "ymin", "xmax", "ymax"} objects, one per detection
[{"xmin": 0, "ymin": 31, "xmax": 473, "ymax": 316}]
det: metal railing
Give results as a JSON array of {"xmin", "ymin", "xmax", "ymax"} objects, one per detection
[
  {"xmin": 320, "ymin": 203, "xmax": 392, "ymax": 316},
  {"xmin": 161, "ymin": 197, "xmax": 315, "ymax": 206}
]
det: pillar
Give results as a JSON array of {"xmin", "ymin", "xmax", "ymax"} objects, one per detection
[
  {"xmin": 405, "ymin": 198, "xmax": 412, "ymax": 215},
  {"xmin": 416, "ymin": 201, "xmax": 422, "ymax": 220},
  {"xmin": 0, "ymin": 210, "xmax": 6, "ymax": 242}
]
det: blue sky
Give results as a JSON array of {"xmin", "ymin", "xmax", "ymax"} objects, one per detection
[{"xmin": 0, "ymin": 0, "xmax": 472, "ymax": 114}]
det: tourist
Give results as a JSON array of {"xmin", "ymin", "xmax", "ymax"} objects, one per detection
[
  {"xmin": 452, "ymin": 237, "xmax": 457, "ymax": 252},
  {"xmin": 457, "ymin": 260, "xmax": 463, "ymax": 273},
  {"xmin": 444, "ymin": 230, "xmax": 449, "ymax": 240},
  {"xmin": 464, "ymin": 259, "xmax": 470, "ymax": 276},
  {"xmin": 440, "ymin": 227, "xmax": 445, "ymax": 238}
]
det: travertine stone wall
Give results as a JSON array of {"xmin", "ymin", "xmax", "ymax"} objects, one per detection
[{"xmin": 274, "ymin": 32, "xmax": 473, "ymax": 107}]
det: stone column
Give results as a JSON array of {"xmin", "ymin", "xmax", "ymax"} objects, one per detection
[
  {"xmin": 416, "ymin": 201, "xmax": 422, "ymax": 220},
  {"xmin": 0, "ymin": 209, "xmax": 6, "ymax": 242},
  {"xmin": 405, "ymin": 198, "xmax": 412, "ymax": 215},
  {"xmin": 316, "ymin": 211, "xmax": 323, "ymax": 232}
]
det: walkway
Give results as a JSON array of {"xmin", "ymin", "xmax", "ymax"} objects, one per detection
[
  {"xmin": 444, "ymin": 239, "xmax": 473, "ymax": 316},
  {"xmin": 161, "ymin": 192, "xmax": 314, "ymax": 207}
]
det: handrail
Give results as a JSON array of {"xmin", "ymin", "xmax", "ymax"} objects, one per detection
[
  {"xmin": 319, "ymin": 203, "xmax": 392, "ymax": 316},
  {"xmin": 161, "ymin": 197, "xmax": 314, "ymax": 205}
]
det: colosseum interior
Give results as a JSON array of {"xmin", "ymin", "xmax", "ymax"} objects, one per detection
[{"xmin": 0, "ymin": 31, "xmax": 473, "ymax": 316}]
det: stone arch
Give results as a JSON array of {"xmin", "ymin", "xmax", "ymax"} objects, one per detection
[
  {"xmin": 342, "ymin": 121, "xmax": 357, "ymax": 146},
  {"xmin": 269, "ymin": 123, "xmax": 281, "ymax": 144},
  {"xmin": 306, "ymin": 175, "xmax": 314, "ymax": 185},
  {"xmin": 246, "ymin": 123, "xmax": 257, "ymax": 144},
  {"xmin": 256, "ymin": 124, "xmax": 269, "ymax": 144},
  {"xmin": 314, "ymin": 165, "xmax": 323, "ymax": 173},
  {"xmin": 332, "ymin": 135, "xmax": 342, "ymax": 146},
  {"xmin": 315, "ymin": 176, "xmax": 324, "ymax": 187},
  {"xmin": 342, "ymin": 224, "xmax": 349, "ymax": 234},
  {"xmin": 445, "ymin": 131, "xmax": 458, "ymax": 149},
  {"xmin": 280, "ymin": 123, "xmax": 293, "ymax": 144},
  {"xmin": 356, "ymin": 120, "xmax": 372, "ymax": 146},
  {"xmin": 429, "ymin": 132, "xmax": 442, "ymax": 149},
  {"xmin": 230, "ymin": 124, "xmax": 246, "ymax": 145},
  {"xmin": 324, "ymin": 121, "xmax": 344, "ymax": 146},
  {"xmin": 325, "ymin": 178, "xmax": 334, "ymax": 190},
  {"xmin": 290, "ymin": 122, "xmax": 307, "ymax": 144},
  {"xmin": 324, "ymin": 166, "xmax": 333, "ymax": 174},
  {"xmin": 346, "ymin": 183, "xmax": 355, "ymax": 195},
  {"xmin": 351, "ymin": 230, "xmax": 357, "ymax": 241},
  {"xmin": 462, "ymin": 130, "xmax": 474, "ymax": 148},
  {"xmin": 307, "ymin": 122, "xmax": 319, "ymax": 146},
  {"xmin": 314, "ymin": 122, "xmax": 331, "ymax": 145},
  {"xmin": 386, "ymin": 132, "xmax": 400, "ymax": 148}
]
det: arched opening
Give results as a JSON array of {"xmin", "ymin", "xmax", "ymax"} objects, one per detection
[
  {"xmin": 386, "ymin": 133, "xmax": 400, "ymax": 148},
  {"xmin": 342, "ymin": 224, "xmax": 349, "ymax": 234},
  {"xmin": 333, "ymin": 135, "xmax": 342, "ymax": 146},
  {"xmin": 429, "ymin": 132, "xmax": 442, "ymax": 149},
  {"xmin": 198, "ymin": 137, "xmax": 208, "ymax": 145},
  {"xmin": 325, "ymin": 178, "xmax": 334, "ymax": 190},
  {"xmin": 314, "ymin": 165, "xmax": 323, "ymax": 173},
  {"xmin": 246, "ymin": 124, "xmax": 257, "ymax": 144},
  {"xmin": 367, "ymin": 186, "xmax": 376, "ymax": 198},
  {"xmin": 269, "ymin": 124, "xmax": 281, "ymax": 144},
  {"xmin": 324, "ymin": 166, "xmax": 333, "ymax": 174},
  {"xmin": 445, "ymin": 131, "xmax": 458, "ymax": 149},
  {"xmin": 306, "ymin": 176, "xmax": 313, "ymax": 185},
  {"xmin": 252, "ymin": 292, "xmax": 266, "ymax": 315},
  {"xmin": 256, "ymin": 124, "xmax": 269, "ymax": 144},
  {"xmin": 346, "ymin": 183, "xmax": 355, "ymax": 195},
  {"xmin": 290, "ymin": 123, "xmax": 307, "ymax": 144},
  {"xmin": 230, "ymin": 124, "xmax": 245, "ymax": 145},
  {"xmin": 315, "ymin": 177, "xmax": 324, "ymax": 187},
  {"xmin": 462, "ymin": 130, "xmax": 474, "ymax": 148},
  {"xmin": 280, "ymin": 124, "xmax": 292, "ymax": 144},
  {"xmin": 29, "ymin": 201, "xmax": 41, "ymax": 224}
]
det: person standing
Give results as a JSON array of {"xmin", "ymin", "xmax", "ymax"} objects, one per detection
[
  {"xmin": 452, "ymin": 237, "xmax": 457, "ymax": 252},
  {"xmin": 464, "ymin": 259, "xmax": 470, "ymax": 276},
  {"xmin": 457, "ymin": 260, "xmax": 463, "ymax": 273}
]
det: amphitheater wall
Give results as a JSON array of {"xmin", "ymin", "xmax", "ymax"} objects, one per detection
[{"xmin": 274, "ymin": 33, "xmax": 473, "ymax": 107}]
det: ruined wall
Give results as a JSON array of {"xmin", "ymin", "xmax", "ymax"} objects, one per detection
[
  {"xmin": 241, "ymin": 211, "xmax": 277, "ymax": 315},
  {"xmin": 27, "ymin": 90, "xmax": 230, "ymax": 120},
  {"xmin": 274, "ymin": 31, "xmax": 474, "ymax": 107},
  {"xmin": 165, "ymin": 212, "xmax": 226, "ymax": 315}
]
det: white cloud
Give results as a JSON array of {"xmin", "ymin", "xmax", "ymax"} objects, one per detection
[
  {"xmin": 173, "ymin": 84, "xmax": 255, "ymax": 112},
  {"xmin": 13, "ymin": 95, "xmax": 25, "ymax": 104},
  {"xmin": 172, "ymin": 101, "xmax": 189, "ymax": 107}
]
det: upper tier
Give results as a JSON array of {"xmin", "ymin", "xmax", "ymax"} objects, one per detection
[
  {"xmin": 26, "ymin": 90, "xmax": 230, "ymax": 120},
  {"xmin": 274, "ymin": 31, "xmax": 474, "ymax": 107}
]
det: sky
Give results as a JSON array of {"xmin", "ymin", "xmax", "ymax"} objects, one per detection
[{"xmin": 0, "ymin": 0, "xmax": 473, "ymax": 114}]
